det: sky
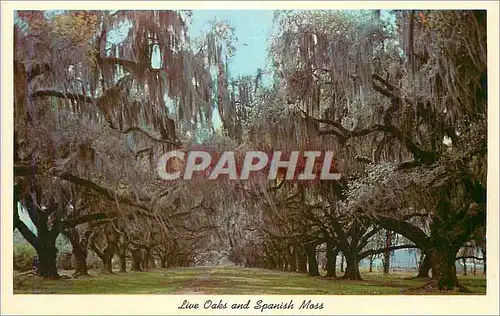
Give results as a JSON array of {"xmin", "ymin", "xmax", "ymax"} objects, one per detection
[
  {"xmin": 189, "ymin": 10, "xmax": 275, "ymax": 79},
  {"xmin": 108, "ymin": 10, "xmax": 276, "ymax": 78},
  {"xmin": 188, "ymin": 10, "xmax": 275, "ymax": 131}
]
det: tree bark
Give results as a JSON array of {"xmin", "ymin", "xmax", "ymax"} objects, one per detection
[
  {"xmin": 37, "ymin": 240, "xmax": 60, "ymax": 278},
  {"xmin": 89, "ymin": 239, "xmax": 115, "ymax": 274},
  {"xmin": 118, "ymin": 254, "xmax": 127, "ymax": 272},
  {"xmin": 297, "ymin": 249, "xmax": 307, "ymax": 274},
  {"xmin": 342, "ymin": 250, "xmax": 362, "ymax": 280},
  {"xmin": 63, "ymin": 228, "xmax": 90, "ymax": 276},
  {"xmin": 481, "ymin": 246, "xmax": 486, "ymax": 275},
  {"xmin": 149, "ymin": 254, "xmax": 156, "ymax": 269},
  {"xmin": 340, "ymin": 254, "xmax": 344, "ymax": 272},
  {"xmin": 276, "ymin": 253, "xmax": 283, "ymax": 271},
  {"xmin": 416, "ymin": 254, "xmax": 432, "ymax": 278},
  {"xmin": 428, "ymin": 249, "xmax": 459, "ymax": 290},
  {"xmin": 116, "ymin": 234, "xmax": 129, "ymax": 273},
  {"xmin": 160, "ymin": 255, "xmax": 167, "ymax": 268},
  {"xmin": 418, "ymin": 251, "xmax": 425, "ymax": 270},
  {"xmin": 283, "ymin": 254, "xmax": 289, "ymax": 271},
  {"xmin": 131, "ymin": 248, "xmax": 143, "ymax": 271},
  {"xmin": 326, "ymin": 244, "xmax": 338, "ymax": 277},
  {"xmin": 306, "ymin": 244, "xmax": 320, "ymax": 277},
  {"xmin": 267, "ymin": 255, "xmax": 277, "ymax": 270},
  {"xmin": 14, "ymin": 188, "xmax": 61, "ymax": 279},
  {"xmin": 33, "ymin": 210, "xmax": 60, "ymax": 278},
  {"xmin": 290, "ymin": 249, "xmax": 297, "ymax": 272},
  {"xmin": 72, "ymin": 245, "xmax": 89, "ymax": 276},
  {"xmin": 368, "ymin": 255, "xmax": 374, "ymax": 273},
  {"xmin": 102, "ymin": 254, "xmax": 113, "ymax": 274},
  {"xmin": 141, "ymin": 248, "xmax": 154, "ymax": 270},
  {"xmin": 383, "ymin": 230, "xmax": 392, "ymax": 274}
]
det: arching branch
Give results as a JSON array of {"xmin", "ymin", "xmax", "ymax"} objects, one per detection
[{"xmin": 359, "ymin": 244, "xmax": 418, "ymax": 259}]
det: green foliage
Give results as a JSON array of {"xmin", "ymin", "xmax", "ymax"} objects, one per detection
[{"xmin": 13, "ymin": 242, "xmax": 37, "ymax": 272}]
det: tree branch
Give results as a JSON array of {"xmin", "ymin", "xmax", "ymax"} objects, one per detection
[
  {"xmin": 119, "ymin": 126, "xmax": 181, "ymax": 148},
  {"xmin": 456, "ymin": 256, "xmax": 485, "ymax": 261},
  {"xmin": 373, "ymin": 216, "xmax": 431, "ymax": 250},
  {"xmin": 15, "ymin": 165, "xmax": 157, "ymax": 219},
  {"xmin": 62, "ymin": 212, "xmax": 115, "ymax": 229},
  {"xmin": 358, "ymin": 226, "xmax": 382, "ymax": 250},
  {"xmin": 59, "ymin": 173, "xmax": 150, "ymax": 212},
  {"xmin": 89, "ymin": 239, "xmax": 104, "ymax": 259},
  {"xmin": 302, "ymin": 72, "xmax": 438, "ymax": 165},
  {"xmin": 318, "ymin": 122, "xmax": 436, "ymax": 164},
  {"xmin": 26, "ymin": 63, "xmax": 51, "ymax": 83},
  {"xmin": 359, "ymin": 244, "xmax": 418, "ymax": 259},
  {"xmin": 31, "ymin": 90, "xmax": 94, "ymax": 104},
  {"xmin": 14, "ymin": 216, "xmax": 39, "ymax": 251},
  {"xmin": 31, "ymin": 86, "xmax": 181, "ymax": 148}
]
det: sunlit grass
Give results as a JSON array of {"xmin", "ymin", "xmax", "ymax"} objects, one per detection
[{"xmin": 13, "ymin": 266, "xmax": 486, "ymax": 295}]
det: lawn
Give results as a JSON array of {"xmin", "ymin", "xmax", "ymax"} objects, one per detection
[{"xmin": 13, "ymin": 266, "xmax": 486, "ymax": 295}]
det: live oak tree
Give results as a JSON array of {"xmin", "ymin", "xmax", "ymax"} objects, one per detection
[{"xmin": 13, "ymin": 10, "xmax": 225, "ymax": 277}]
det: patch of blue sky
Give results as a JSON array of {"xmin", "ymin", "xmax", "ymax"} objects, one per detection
[
  {"xmin": 189, "ymin": 10, "xmax": 275, "ymax": 131},
  {"xmin": 18, "ymin": 202, "xmax": 38, "ymax": 236}
]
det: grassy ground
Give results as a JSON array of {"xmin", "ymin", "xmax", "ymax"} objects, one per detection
[{"xmin": 13, "ymin": 266, "xmax": 486, "ymax": 295}]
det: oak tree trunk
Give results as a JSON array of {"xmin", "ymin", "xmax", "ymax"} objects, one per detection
[
  {"xmin": 131, "ymin": 248, "xmax": 142, "ymax": 271},
  {"xmin": 326, "ymin": 244, "xmax": 338, "ymax": 277},
  {"xmin": 72, "ymin": 246, "xmax": 89, "ymax": 276},
  {"xmin": 102, "ymin": 254, "xmax": 113, "ymax": 274},
  {"xmin": 149, "ymin": 254, "xmax": 156, "ymax": 269},
  {"xmin": 276, "ymin": 253, "xmax": 283, "ymax": 271},
  {"xmin": 481, "ymin": 246, "xmax": 486, "ymax": 275},
  {"xmin": 118, "ymin": 254, "xmax": 127, "ymax": 272},
  {"xmin": 34, "ymin": 210, "xmax": 61, "ymax": 278},
  {"xmin": 416, "ymin": 254, "xmax": 432, "ymax": 278},
  {"xmin": 290, "ymin": 251, "xmax": 297, "ymax": 272},
  {"xmin": 37, "ymin": 242, "xmax": 60, "ymax": 278},
  {"xmin": 342, "ymin": 251, "xmax": 362, "ymax": 280},
  {"xmin": 429, "ymin": 250, "xmax": 459, "ymax": 290},
  {"xmin": 63, "ymin": 228, "xmax": 90, "ymax": 277},
  {"xmin": 383, "ymin": 230, "xmax": 392, "ymax": 275},
  {"xmin": 306, "ymin": 244, "xmax": 320, "ymax": 277},
  {"xmin": 298, "ymin": 250, "xmax": 307, "ymax": 274},
  {"xmin": 160, "ymin": 256, "xmax": 167, "ymax": 268}
]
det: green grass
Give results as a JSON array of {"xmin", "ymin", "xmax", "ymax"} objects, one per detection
[{"xmin": 13, "ymin": 266, "xmax": 486, "ymax": 295}]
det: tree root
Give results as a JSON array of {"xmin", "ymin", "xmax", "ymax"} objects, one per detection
[
  {"xmin": 71, "ymin": 271, "xmax": 91, "ymax": 278},
  {"xmin": 17, "ymin": 270, "xmax": 37, "ymax": 277},
  {"xmin": 403, "ymin": 280, "xmax": 471, "ymax": 294},
  {"xmin": 340, "ymin": 276, "xmax": 364, "ymax": 281},
  {"xmin": 404, "ymin": 275, "xmax": 431, "ymax": 280},
  {"xmin": 37, "ymin": 272, "xmax": 61, "ymax": 280}
]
